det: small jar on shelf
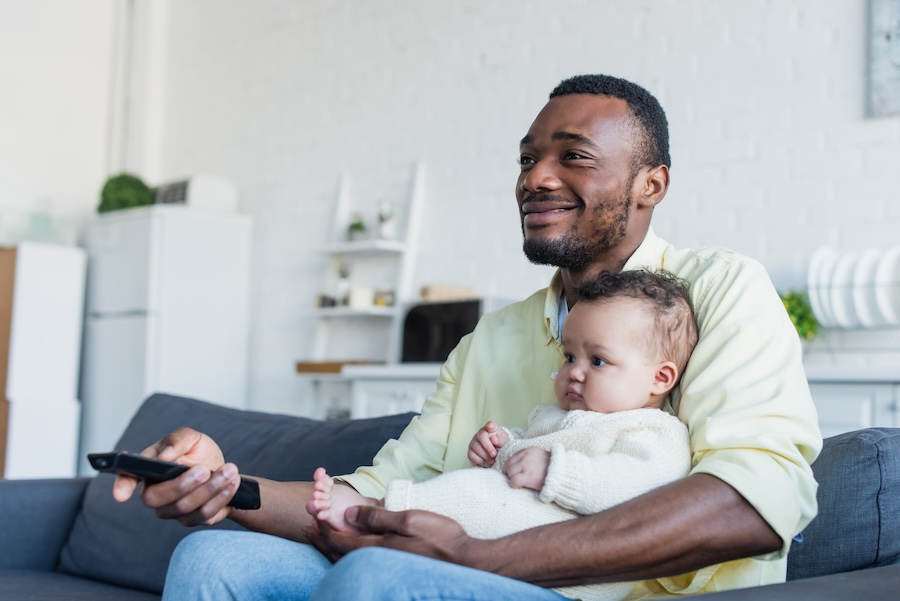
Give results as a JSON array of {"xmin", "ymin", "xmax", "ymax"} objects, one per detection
[
  {"xmin": 377, "ymin": 201, "xmax": 396, "ymax": 240},
  {"xmin": 334, "ymin": 258, "xmax": 351, "ymax": 305}
]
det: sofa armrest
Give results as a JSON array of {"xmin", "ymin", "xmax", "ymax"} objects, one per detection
[{"xmin": 0, "ymin": 478, "xmax": 90, "ymax": 570}]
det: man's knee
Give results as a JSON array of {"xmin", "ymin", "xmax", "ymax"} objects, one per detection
[
  {"xmin": 167, "ymin": 530, "xmax": 245, "ymax": 586},
  {"xmin": 311, "ymin": 549, "xmax": 407, "ymax": 601},
  {"xmin": 166, "ymin": 531, "xmax": 332, "ymax": 601},
  {"xmin": 332, "ymin": 547, "xmax": 401, "ymax": 577}
]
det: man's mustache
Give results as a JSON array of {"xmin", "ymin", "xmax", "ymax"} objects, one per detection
[{"xmin": 521, "ymin": 193, "xmax": 579, "ymax": 205}]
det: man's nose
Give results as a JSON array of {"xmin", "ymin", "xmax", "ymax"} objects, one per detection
[{"xmin": 520, "ymin": 158, "xmax": 562, "ymax": 193}]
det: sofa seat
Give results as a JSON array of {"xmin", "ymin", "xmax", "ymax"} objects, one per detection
[
  {"xmin": 0, "ymin": 570, "xmax": 160, "ymax": 600},
  {"xmin": 698, "ymin": 563, "xmax": 900, "ymax": 600},
  {"xmin": 0, "ymin": 394, "xmax": 416, "ymax": 600},
  {"xmin": 1, "ymin": 393, "xmax": 899, "ymax": 599}
]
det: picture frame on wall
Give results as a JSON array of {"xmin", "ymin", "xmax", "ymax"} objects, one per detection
[{"xmin": 868, "ymin": 0, "xmax": 900, "ymax": 117}]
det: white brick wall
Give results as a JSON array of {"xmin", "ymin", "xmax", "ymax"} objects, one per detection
[
  {"xmin": 148, "ymin": 0, "xmax": 900, "ymax": 413},
  {"xmin": 0, "ymin": 0, "xmax": 115, "ymax": 229}
]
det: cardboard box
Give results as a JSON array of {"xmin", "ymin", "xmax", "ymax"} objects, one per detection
[
  {"xmin": 0, "ymin": 398, "xmax": 8, "ymax": 479},
  {"xmin": 0, "ymin": 248, "xmax": 16, "ymax": 478},
  {"xmin": 0, "ymin": 248, "xmax": 16, "ymax": 399}
]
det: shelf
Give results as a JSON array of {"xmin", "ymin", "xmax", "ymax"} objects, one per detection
[
  {"xmin": 296, "ymin": 360, "xmax": 384, "ymax": 374},
  {"xmin": 307, "ymin": 163, "xmax": 425, "ymax": 366},
  {"xmin": 322, "ymin": 239, "xmax": 407, "ymax": 255},
  {"xmin": 313, "ymin": 306, "xmax": 398, "ymax": 318}
]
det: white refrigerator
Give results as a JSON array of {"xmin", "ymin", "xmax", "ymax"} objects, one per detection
[{"xmin": 78, "ymin": 206, "xmax": 252, "ymax": 474}]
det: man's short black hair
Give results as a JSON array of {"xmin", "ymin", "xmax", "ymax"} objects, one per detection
[{"xmin": 550, "ymin": 74, "xmax": 671, "ymax": 170}]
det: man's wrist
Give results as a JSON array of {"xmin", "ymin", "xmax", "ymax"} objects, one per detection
[{"xmin": 457, "ymin": 535, "xmax": 500, "ymax": 572}]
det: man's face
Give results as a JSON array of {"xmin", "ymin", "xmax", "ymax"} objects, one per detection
[{"xmin": 516, "ymin": 94, "xmax": 638, "ymax": 270}]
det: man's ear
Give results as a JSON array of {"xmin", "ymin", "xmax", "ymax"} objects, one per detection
[
  {"xmin": 636, "ymin": 165, "xmax": 669, "ymax": 209},
  {"xmin": 651, "ymin": 361, "xmax": 678, "ymax": 395}
]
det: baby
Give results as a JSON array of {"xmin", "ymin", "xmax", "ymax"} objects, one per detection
[{"xmin": 307, "ymin": 269, "xmax": 699, "ymax": 601}]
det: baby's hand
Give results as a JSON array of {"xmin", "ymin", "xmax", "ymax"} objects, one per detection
[
  {"xmin": 503, "ymin": 447, "xmax": 550, "ymax": 492},
  {"xmin": 467, "ymin": 421, "xmax": 509, "ymax": 467}
]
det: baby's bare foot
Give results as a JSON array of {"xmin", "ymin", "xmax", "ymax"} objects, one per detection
[
  {"xmin": 306, "ymin": 467, "xmax": 375, "ymax": 532},
  {"xmin": 306, "ymin": 467, "xmax": 336, "ymax": 521}
]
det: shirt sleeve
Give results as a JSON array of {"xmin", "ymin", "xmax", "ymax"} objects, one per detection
[
  {"xmin": 677, "ymin": 257, "xmax": 822, "ymax": 558},
  {"xmin": 339, "ymin": 333, "xmax": 472, "ymax": 499}
]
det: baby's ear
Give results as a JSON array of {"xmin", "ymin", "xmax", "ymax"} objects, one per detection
[{"xmin": 651, "ymin": 361, "xmax": 678, "ymax": 395}]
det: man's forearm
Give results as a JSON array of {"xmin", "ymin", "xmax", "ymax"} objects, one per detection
[
  {"xmin": 228, "ymin": 479, "xmax": 317, "ymax": 543},
  {"xmin": 464, "ymin": 473, "xmax": 782, "ymax": 588}
]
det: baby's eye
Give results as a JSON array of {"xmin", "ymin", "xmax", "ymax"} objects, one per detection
[
  {"xmin": 564, "ymin": 353, "xmax": 575, "ymax": 363},
  {"xmin": 591, "ymin": 357, "xmax": 607, "ymax": 367}
]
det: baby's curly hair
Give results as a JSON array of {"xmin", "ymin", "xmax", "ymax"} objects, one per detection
[{"xmin": 576, "ymin": 269, "xmax": 698, "ymax": 375}]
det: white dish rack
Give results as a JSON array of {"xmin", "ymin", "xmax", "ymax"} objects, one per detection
[{"xmin": 808, "ymin": 246, "xmax": 900, "ymax": 329}]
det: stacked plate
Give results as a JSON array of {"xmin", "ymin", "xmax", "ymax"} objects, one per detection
[{"xmin": 808, "ymin": 247, "xmax": 900, "ymax": 328}]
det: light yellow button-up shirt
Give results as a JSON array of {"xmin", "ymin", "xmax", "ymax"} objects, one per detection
[{"xmin": 342, "ymin": 228, "xmax": 822, "ymax": 596}]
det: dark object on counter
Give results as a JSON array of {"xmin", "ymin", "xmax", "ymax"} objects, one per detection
[{"xmin": 401, "ymin": 300, "xmax": 480, "ymax": 363}]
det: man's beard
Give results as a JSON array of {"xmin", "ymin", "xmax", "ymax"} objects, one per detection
[{"xmin": 522, "ymin": 196, "xmax": 632, "ymax": 271}]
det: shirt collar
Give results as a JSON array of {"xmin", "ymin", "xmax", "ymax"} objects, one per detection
[
  {"xmin": 622, "ymin": 226, "xmax": 666, "ymax": 271},
  {"xmin": 542, "ymin": 227, "xmax": 666, "ymax": 345},
  {"xmin": 543, "ymin": 271, "xmax": 565, "ymax": 345}
]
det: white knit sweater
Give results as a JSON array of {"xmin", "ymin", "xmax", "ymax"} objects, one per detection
[{"xmin": 384, "ymin": 404, "xmax": 691, "ymax": 601}]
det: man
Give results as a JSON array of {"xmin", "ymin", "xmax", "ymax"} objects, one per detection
[{"xmin": 116, "ymin": 74, "xmax": 821, "ymax": 600}]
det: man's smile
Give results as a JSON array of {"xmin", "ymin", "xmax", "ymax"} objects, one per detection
[{"xmin": 521, "ymin": 196, "xmax": 580, "ymax": 228}]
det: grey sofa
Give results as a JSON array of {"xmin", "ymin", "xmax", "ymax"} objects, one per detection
[{"xmin": 1, "ymin": 393, "xmax": 898, "ymax": 600}]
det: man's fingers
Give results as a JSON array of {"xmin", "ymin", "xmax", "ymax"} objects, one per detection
[
  {"xmin": 142, "ymin": 463, "xmax": 239, "ymax": 526},
  {"xmin": 154, "ymin": 427, "xmax": 205, "ymax": 462},
  {"xmin": 306, "ymin": 521, "xmax": 342, "ymax": 562},
  {"xmin": 111, "ymin": 473, "xmax": 140, "ymax": 502},
  {"xmin": 346, "ymin": 504, "xmax": 410, "ymax": 534}
]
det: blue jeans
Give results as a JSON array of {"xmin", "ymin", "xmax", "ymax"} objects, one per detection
[
  {"xmin": 162, "ymin": 531, "xmax": 331, "ymax": 601},
  {"xmin": 311, "ymin": 548, "xmax": 569, "ymax": 601},
  {"xmin": 164, "ymin": 531, "xmax": 568, "ymax": 601}
]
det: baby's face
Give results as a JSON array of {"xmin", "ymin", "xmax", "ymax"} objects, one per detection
[{"xmin": 555, "ymin": 297, "xmax": 664, "ymax": 413}]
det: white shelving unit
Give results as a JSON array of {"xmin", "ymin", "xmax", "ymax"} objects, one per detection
[
  {"xmin": 0, "ymin": 242, "xmax": 86, "ymax": 478},
  {"xmin": 310, "ymin": 163, "xmax": 425, "ymax": 365}
]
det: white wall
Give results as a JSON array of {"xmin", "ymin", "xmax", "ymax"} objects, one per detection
[
  {"xmin": 7, "ymin": 1, "xmax": 900, "ymax": 414},
  {"xmin": 0, "ymin": 0, "xmax": 117, "ymax": 240}
]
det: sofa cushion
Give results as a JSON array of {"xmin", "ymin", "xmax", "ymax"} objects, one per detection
[
  {"xmin": 787, "ymin": 427, "xmax": 900, "ymax": 579},
  {"xmin": 0, "ymin": 570, "xmax": 161, "ymax": 601},
  {"xmin": 58, "ymin": 393, "xmax": 415, "ymax": 594}
]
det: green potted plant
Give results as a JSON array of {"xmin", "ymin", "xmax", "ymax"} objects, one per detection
[
  {"xmin": 347, "ymin": 212, "xmax": 367, "ymax": 241},
  {"xmin": 780, "ymin": 290, "xmax": 819, "ymax": 341},
  {"xmin": 97, "ymin": 173, "xmax": 155, "ymax": 213}
]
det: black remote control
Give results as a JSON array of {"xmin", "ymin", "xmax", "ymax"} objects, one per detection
[{"xmin": 88, "ymin": 452, "xmax": 261, "ymax": 510}]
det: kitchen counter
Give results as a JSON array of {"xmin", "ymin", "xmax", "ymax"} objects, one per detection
[
  {"xmin": 341, "ymin": 362, "xmax": 442, "ymax": 380},
  {"xmin": 804, "ymin": 365, "xmax": 900, "ymax": 383}
]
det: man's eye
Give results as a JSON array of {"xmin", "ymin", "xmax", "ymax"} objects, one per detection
[
  {"xmin": 563, "ymin": 151, "xmax": 585, "ymax": 160},
  {"xmin": 517, "ymin": 155, "xmax": 535, "ymax": 166},
  {"xmin": 591, "ymin": 357, "xmax": 607, "ymax": 367}
]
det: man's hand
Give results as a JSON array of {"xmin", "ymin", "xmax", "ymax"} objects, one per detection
[
  {"xmin": 502, "ymin": 447, "xmax": 550, "ymax": 491},
  {"xmin": 317, "ymin": 505, "xmax": 476, "ymax": 566},
  {"xmin": 111, "ymin": 427, "xmax": 241, "ymax": 527},
  {"xmin": 467, "ymin": 421, "xmax": 510, "ymax": 467}
]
